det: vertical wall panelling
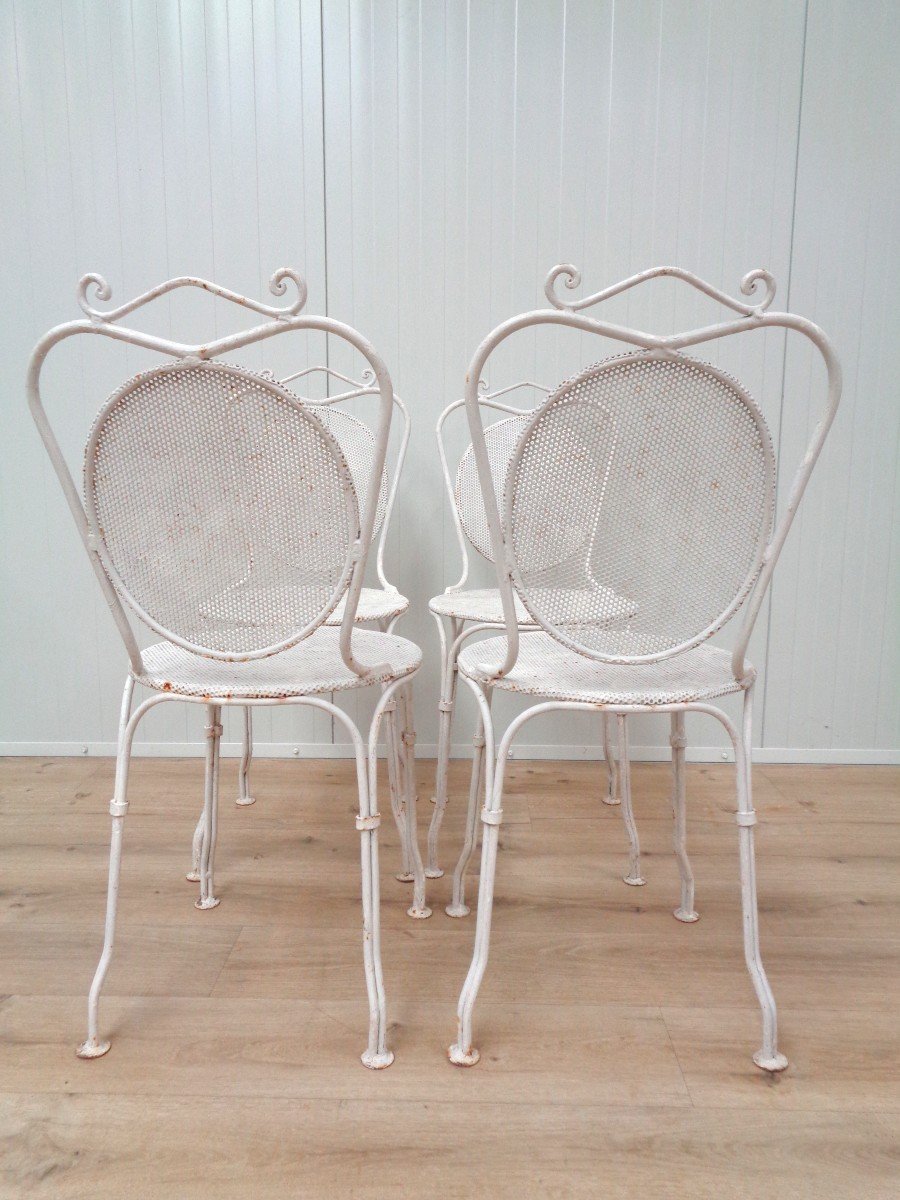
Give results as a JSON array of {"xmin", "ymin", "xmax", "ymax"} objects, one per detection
[{"xmin": 0, "ymin": 1, "xmax": 896, "ymax": 762}]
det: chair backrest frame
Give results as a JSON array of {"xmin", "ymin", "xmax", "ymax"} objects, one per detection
[
  {"xmin": 464, "ymin": 264, "xmax": 842, "ymax": 683},
  {"xmin": 436, "ymin": 381, "xmax": 550, "ymax": 593},
  {"xmin": 27, "ymin": 269, "xmax": 395, "ymax": 679}
]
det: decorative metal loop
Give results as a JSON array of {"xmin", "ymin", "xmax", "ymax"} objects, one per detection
[
  {"xmin": 75, "ymin": 267, "xmax": 309, "ymax": 323},
  {"xmin": 543, "ymin": 263, "xmax": 777, "ymax": 317}
]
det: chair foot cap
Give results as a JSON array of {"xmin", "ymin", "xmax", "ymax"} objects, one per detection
[
  {"xmin": 753, "ymin": 1051, "xmax": 789, "ymax": 1072},
  {"xmin": 235, "ymin": 795, "xmax": 256, "ymax": 807},
  {"xmin": 361, "ymin": 1049, "xmax": 394, "ymax": 1070},
  {"xmin": 674, "ymin": 907, "xmax": 700, "ymax": 923},
  {"xmin": 445, "ymin": 903, "xmax": 470, "ymax": 918},
  {"xmin": 76, "ymin": 1039, "xmax": 110, "ymax": 1060},
  {"xmin": 394, "ymin": 871, "xmax": 415, "ymax": 883},
  {"xmin": 623, "ymin": 874, "xmax": 646, "ymax": 886},
  {"xmin": 185, "ymin": 870, "xmax": 200, "ymax": 882},
  {"xmin": 407, "ymin": 905, "xmax": 432, "ymax": 920},
  {"xmin": 194, "ymin": 897, "xmax": 221, "ymax": 910},
  {"xmin": 425, "ymin": 867, "xmax": 444, "ymax": 879},
  {"xmin": 448, "ymin": 1044, "xmax": 480, "ymax": 1067},
  {"xmin": 602, "ymin": 795, "xmax": 621, "ymax": 806}
]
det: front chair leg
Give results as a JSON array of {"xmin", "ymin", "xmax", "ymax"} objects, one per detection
[
  {"xmin": 195, "ymin": 705, "xmax": 222, "ymax": 910},
  {"xmin": 449, "ymin": 685, "xmax": 499, "ymax": 1066},
  {"xmin": 671, "ymin": 711, "xmax": 699, "ymax": 922},
  {"xmin": 359, "ymin": 706, "xmax": 394, "ymax": 1069},
  {"xmin": 77, "ymin": 677, "xmax": 135, "ymax": 1060},
  {"xmin": 737, "ymin": 690, "xmax": 788, "ymax": 1072},
  {"xmin": 616, "ymin": 715, "xmax": 645, "ymax": 886},
  {"xmin": 236, "ymin": 706, "xmax": 256, "ymax": 806}
]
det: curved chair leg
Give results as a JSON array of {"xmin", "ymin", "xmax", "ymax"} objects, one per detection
[
  {"xmin": 195, "ymin": 704, "xmax": 222, "ymax": 910},
  {"xmin": 617, "ymin": 715, "xmax": 645, "ymax": 886},
  {"xmin": 671, "ymin": 711, "xmax": 698, "ymax": 922},
  {"xmin": 399, "ymin": 682, "xmax": 432, "ymax": 919},
  {"xmin": 385, "ymin": 693, "xmax": 414, "ymax": 882},
  {"xmin": 378, "ymin": 616, "xmax": 414, "ymax": 882},
  {"xmin": 359, "ymin": 686, "xmax": 404, "ymax": 1069},
  {"xmin": 446, "ymin": 686, "xmax": 492, "ymax": 918},
  {"xmin": 236, "ymin": 707, "xmax": 255, "ymax": 806},
  {"xmin": 735, "ymin": 690, "xmax": 788, "ymax": 1072},
  {"xmin": 601, "ymin": 713, "xmax": 620, "ymax": 805},
  {"xmin": 427, "ymin": 613, "xmax": 460, "ymax": 878},
  {"xmin": 449, "ymin": 682, "xmax": 499, "ymax": 1066},
  {"xmin": 77, "ymin": 677, "xmax": 135, "ymax": 1059}
]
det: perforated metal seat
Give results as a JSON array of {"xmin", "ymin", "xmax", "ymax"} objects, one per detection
[
  {"xmin": 459, "ymin": 631, "xmax": 751, "ymax": 705},
  {"xmin": 428, "ymin": 587, "xmax": 534, "ymax": 625},
  {"xmin": 136, "ymin": 628, "xmax": 421, "ymax": 699},
  {"xmin": 330, "ymin": 586, "xmax": 409, "ymax": 626}
]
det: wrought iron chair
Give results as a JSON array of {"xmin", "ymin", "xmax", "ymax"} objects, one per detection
[
  {"xmin": 448, "ymin": 264, "xmax": 841, "ymax": 1074},
  {"xmin": 428, "ymin": 384, "xmax": 640, "ymax": 918},
  {"xmin": 186, "ymin": 365, "xmax": 420, "ymax": 887},
  {"xmin": 27, "ymin": 269, "xmax": 429, "ymax": 1071}
]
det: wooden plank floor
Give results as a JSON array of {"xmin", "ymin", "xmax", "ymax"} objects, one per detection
[{"xmin": 1, "ymin": 756, "xmax": 898, "ymax": 1198}]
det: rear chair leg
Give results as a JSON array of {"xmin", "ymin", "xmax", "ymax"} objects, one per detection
[
  {"xmin": 617, "ymin": 715, "xmax": 645, "ymax": 887},
  {"xmin": 427, "ymin": 614, "xmax": 459, "ymax": 878},
  {"xmin": 671, "ymin": 711, "xmax": 699, "ymax": 922},
  {"xmin": 399, "ymin": 683, "xmax": 432, "ymax": 920},
  {"xmin": 236, "ymin": 706, "xmax": 256, "ymax": 806},
  {"xmin": 446, "ymin": 689, "xmax": 492, "ymax": 918},
  {"xmin": 195, "ymin": 705, "xmax": 222, "ymax": 910},
  {"xmin": 386, "ymin": 693, "xmax": 414, "ymax": 881},
  {"xmin": 601, "ymin": 713, "xmax": 620, "ymax": 805}
]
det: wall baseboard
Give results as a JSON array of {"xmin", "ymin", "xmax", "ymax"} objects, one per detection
[{"xmin": 1, "ymin": 741, "xmax": 897, "ymax": 766}]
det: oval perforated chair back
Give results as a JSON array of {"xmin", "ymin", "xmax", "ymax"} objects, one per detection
[
  {"xmin": 455, "ymin": 414, "xmax": 530, "ymax": 562},
  {"xmin": 313, "ymin": 405, "xmax": 389, "ymax": 539},
  {"xmin": 504, "ymin": 351, "xmax": 775, "ymax": 663},
  {"xmin": 85, "ymin": 360, "xmax": 359, "ymax": 659}
]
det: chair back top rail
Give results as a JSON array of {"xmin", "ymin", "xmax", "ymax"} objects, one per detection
[
  {"xmin": 437, "ymin": 381, "xmax": 551, "ymax": 593},
  {"xmin": 27, "ymin": 271, "xmax": 395, "ymax": 680},
  {"xmin": 464, "ymin": 264, "xmax": 841, "ymax": 683}
]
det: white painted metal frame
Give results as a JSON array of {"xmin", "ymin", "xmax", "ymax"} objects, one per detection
[
  {"xmin": 27, "ymin": 269, "xmax": 430, "ymax": 1070},
  {"xmin": 428, "ymin": 384, "xmax": 636, "ymax": 916},
  {"xmin": 448, "ymin": 264, "xmax": 842, "ymax": 1074}
]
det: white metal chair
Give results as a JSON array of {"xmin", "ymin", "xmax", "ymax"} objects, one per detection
[
  {"xmin": 428, "ymin": 384, "xmax": 641, "ymax": 917},
  {"xmin": 186, "ymin": 365, "xmax": 420, "ymax": 887},
  {"xmin": 27, "ymin": 269, "xmax": 430, "ymax": 1071},
  {"xmin": 448, "ymin": 264, "xmax": 841, "ymax": 1074}
]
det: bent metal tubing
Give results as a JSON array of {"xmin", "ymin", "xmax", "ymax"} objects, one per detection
[
  {"xmin": 448, "ymin": 690, "xmax": 787, "ymax": 1074},
  {"xmin": 77, "ymin": 670, "xmax": 423, "ymax": 1071}
]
